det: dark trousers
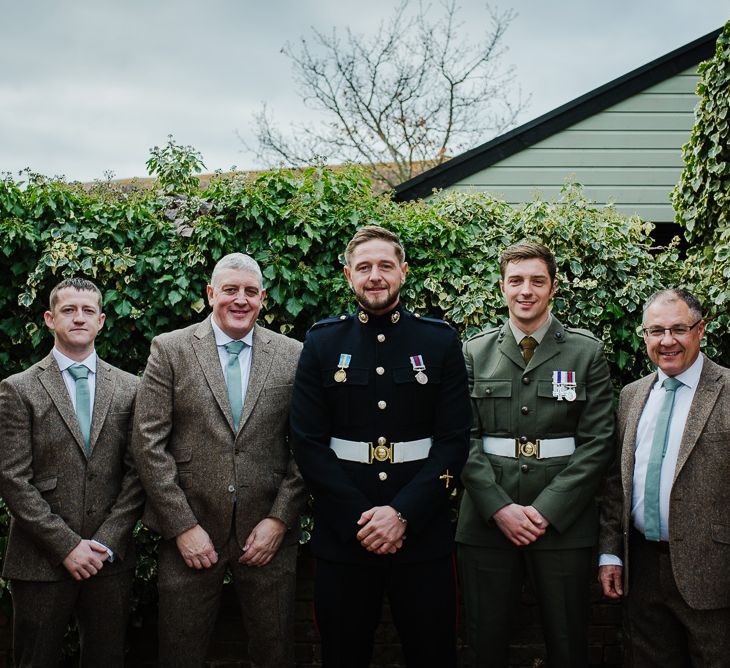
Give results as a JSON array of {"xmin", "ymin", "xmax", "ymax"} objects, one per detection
[
  {"xmin": 314, "ymin": 555, "xmax": 457, "ymax": 668},
  {"xmin": 458, "ymin": 543, "xmax": 592, "ymax": 668},
  {"xmin": 157, "ymin": 535, "xmax": 298, "ymax": 668},
  {"xmin": 11, "ymin": 570, "xmax": 133, "ymax": 668},
  {"xmin": 625, "ymin": 531, "xmax": 730, "ymax": 668}
]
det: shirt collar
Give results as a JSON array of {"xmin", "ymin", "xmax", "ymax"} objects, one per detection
[
  {"xmin": 509, "ymin": 313, "xmax": 553, "ymax": 344},
  {"xmin": 52, "ymin": 347, "xmax": 97, "ymax": 373},
  {"xmin": 655, "ymin": 352, "xmax": 704, "ymax": 390},
  {"xmin": 211, "ymin": 317, "xmax": 254, "ymax": 348}
]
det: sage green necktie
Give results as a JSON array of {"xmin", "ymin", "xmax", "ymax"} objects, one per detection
[
  {"xmin": 67, "ymin": 364, "xmax": 91, "ymax": 455},
  {"xmin": 643, "ymin": 376, "xmax": 683, "ymax": 541},
  {"xmin": 519, "ymin": 336, "xmax": 538, "ymax": 362},
  {"xmin": 224, "ymin": 341, "xmax": 246, "ymax": 431}
]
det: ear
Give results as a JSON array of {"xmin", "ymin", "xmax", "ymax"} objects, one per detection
[
  {"xmin": 549, "ymin": 279, "xmax": 558, "ymax": 299},
  {"xmin": 43, "ymin": 310, "xmax": 55, "ymax": 331},
  {"xmin": 206, "ymin": 284, "xmax": 215, "ymax": 306},
  {"xmin": 98, "ymin": 312, "xmax": 106, "ymax": 329},
  {"xmin": 499, "ymin": 279, "xmax": 506, "ymax": 298},
  {"xmin": 343, "ymin": 265, "xmax": 352, "ymax": 286}
]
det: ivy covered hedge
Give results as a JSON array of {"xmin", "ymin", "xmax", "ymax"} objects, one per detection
[{"xmin": 1, "ymin": 140, "xmax": 728, "ymax": 644}]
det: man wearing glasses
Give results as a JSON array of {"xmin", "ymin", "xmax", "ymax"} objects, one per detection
[{"xmin": 599, "ymin": 288, "xmax": 730, "ymax": 666}]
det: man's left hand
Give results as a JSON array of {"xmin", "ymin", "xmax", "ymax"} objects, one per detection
[
  {"xmin": 356, "ymin": 506, "xmax": 406, "ymax": 554},
  {"xmin": 239, "ymin": 517, "xmax": 287, "ymax": 567}
]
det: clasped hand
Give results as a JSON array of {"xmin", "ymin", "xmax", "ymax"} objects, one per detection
[
  {"xmin": 356, "ymin": 505, "xmax": 405, "ymax": 555},
  {"xmin": 493, "ymin": 503, "xmax": 549, "ymax": 546}
]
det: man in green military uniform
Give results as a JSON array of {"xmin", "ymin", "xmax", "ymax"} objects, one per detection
[{"xmin": 457, "ymin": 242, "xmax": 614, "ymax": 667}]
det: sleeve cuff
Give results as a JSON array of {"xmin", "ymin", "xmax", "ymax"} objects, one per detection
[{"xmin": 598, "ymin": 553, "xmax": 623, "ymax": 567}]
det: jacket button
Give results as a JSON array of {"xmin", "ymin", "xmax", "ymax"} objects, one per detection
[
  {"xmin": 519, "ymin": 436, "xmax": 528, "ymax": 444},
  {"xmin": 522, "ymin": 376, "xmax": 530, "ymax": 385},
  {"xmin": 228, "ymin": 484, "xmax": 236, "ymax": 493},
  {"xmin": 521, "ymin": 406, "xmax": 529, "ymax": 415},
  {"xmin": 521, "ymin": 465, "xmax": 529, "ymax": 473},
  {"xmin": 376, "ymin": 366, "xmax": 385, "ymax": 375},
  {"xmin": 378, "ymin": 436, "xmax": 387, "ymax": 446},
  {"xmin": 378, "ymin": 472, "xmax": 388, "ymax": 481},
  {"xmin": 87, "ymin": 472, "xmax": 96, "ymax": 480},
  {"xmin": 377, "ymin": 334, "xmax": 386, "ymax": 343},
  {"xmin": 86, "ymin": 508, "xmax": 94, "ymax": 515},
  {"xmin": 485, "ymin": 388, "xmax": 492, "ymax": 395},
  {"xmin": 378, "ymin": 401, "xmax": 387, "ymax": 410}
]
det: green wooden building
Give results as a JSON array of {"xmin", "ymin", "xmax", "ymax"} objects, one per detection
[{"xmin": 394, "ymin": 29, "xmax": 721, "ymax": 240}]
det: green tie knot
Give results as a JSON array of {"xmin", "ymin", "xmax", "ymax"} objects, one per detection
[
  {"xmin": 225, "ymin": 340, "xmax": 245, "ymax": 356},
  {"xmin": 662, "ymin": 376, "xmax": 683, "ymax": 392},
  {"xmin": 68, "ymin": 364, "xmax": 90, "ymax": 381}
]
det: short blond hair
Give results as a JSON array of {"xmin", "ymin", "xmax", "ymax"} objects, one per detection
[{"xmin": 344, "ymin": 226, "xmax": 405, "ymax": 265}]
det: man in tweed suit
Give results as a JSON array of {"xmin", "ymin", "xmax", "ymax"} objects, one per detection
[
  {"xmin": 599, "ymin": 288, "xmax": 730, "ymax": 666},
  {"xmin": 132, "ymin": 253, "xmax": 306, "ymax": 668},
  {"xmin": 0, "ymin": 277, "xmax": 143, "ymax": 667}
]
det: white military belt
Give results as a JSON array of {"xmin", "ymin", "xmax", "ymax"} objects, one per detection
[
  {"xmin": 330, "ymin": 437, "xmax": 432, "ymax": 464},
  {"xmin": 482, "ymin": 436, "xmax": 575, "ymax": 459}
]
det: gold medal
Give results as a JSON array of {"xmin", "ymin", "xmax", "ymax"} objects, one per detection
[
  {"xmin": 334, "ymin": 368, "xmax": 347, "ymax": 383},
  {"xmin": 335, "ymin": 353, "xmax": 351, "ymax": 383}
]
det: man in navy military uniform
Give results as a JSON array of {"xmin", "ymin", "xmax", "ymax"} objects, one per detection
[{"xmin": 290, "ymin": 226, "xmax": 471, "ymax": 668}]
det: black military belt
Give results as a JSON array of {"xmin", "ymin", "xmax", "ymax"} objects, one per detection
[
  {"xmin": 329, "ymin": 437, "xmax": 432, "ymax": 464},
  {"xmin": 482, "ymin": 436, "xmax": 575, "ymax": 459}
]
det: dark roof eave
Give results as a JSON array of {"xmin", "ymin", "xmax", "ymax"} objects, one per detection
[{"xmin": 393, "ymin": 27, "xmax": 721, "ymax": 202}]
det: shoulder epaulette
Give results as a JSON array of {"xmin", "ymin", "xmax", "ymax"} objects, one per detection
[
  {"xmin": 309, "ymin": 314, "xmax": 350, "ymax": 331},
  {"xmin": 409, "ymin": 313, "xmax": 453, "ymax": 329},
  {"xmin": 564, "ymin": 326, "xmax": 600, "ymax": 342},
  {"xmin": 466, "ymin": 326, "xmax": 501, "ymax": 343}
]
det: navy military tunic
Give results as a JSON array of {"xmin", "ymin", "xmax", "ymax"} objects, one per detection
[{"xmin": 290, "ymin": 304, "xmax": 471, "ymax": 565}]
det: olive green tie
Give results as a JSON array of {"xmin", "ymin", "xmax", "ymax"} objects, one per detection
[
  {"xmin": 644, "ymin": 376, "xmax": 683, "ymax": 541},
  {"xmin": 519, "ymin": 336, "xmax": 538, "ymax": 362},
  {"xmin": 224, "ymin": 341, "xmax": 246, "ymax": 431},
  {"xmin": 67, "ymin": 364, "xmax": 91, "ymax": 455}
]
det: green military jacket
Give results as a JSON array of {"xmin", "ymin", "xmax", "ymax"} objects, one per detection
[{"xmin": 456, "ymin": 316, "xmax": 615, "ymax": 549}]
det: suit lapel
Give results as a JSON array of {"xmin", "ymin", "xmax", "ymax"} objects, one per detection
[
  {"xmin": 621, "ymin": 375, "xmax": 655, "ymax": 494},
  {"xmin": 38, "ymin": 354, "xmax": 87, "ymax": 454},
  {"xmin": 674, "ymin": 358, "xmax": 723, "ymax": 482},
  {"xmin": 239, "ymin": 325, "xmax": 274, "ymax": 431},
  {"xmin": 192, "ymin": 317, "xmax": 233, "ymax": 431},
  {"xmin": 89, "ymin": 359, "xmax": 114, "ymax": 452}
]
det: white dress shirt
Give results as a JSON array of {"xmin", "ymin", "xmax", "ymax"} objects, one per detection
[
  {"xmin": 211, "ymin": 318, "xmax": 254, "ymax": 411},
  {"xmin": 600, "ymin": 353, "xmax": 704, "ymax": 566}
]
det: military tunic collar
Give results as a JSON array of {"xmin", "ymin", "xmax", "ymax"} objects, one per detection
[{"xmin": 356, "ymin": 303, "xmax": 404, "ymax": 327}]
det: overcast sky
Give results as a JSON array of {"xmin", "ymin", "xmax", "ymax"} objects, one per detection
[{"xmin": 1, "ymin": 1, "xmax": 727, "ymax": 182}]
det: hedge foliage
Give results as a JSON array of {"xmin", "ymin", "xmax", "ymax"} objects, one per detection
[
  {"xmin": 1, "ymin": 138, "xmax": 728, "ymax": 643},
  {"xmin": 673, "ymin": 21, "xmax": 730, "ymax": 351}
]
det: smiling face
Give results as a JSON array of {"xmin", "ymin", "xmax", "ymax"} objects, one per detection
[
  {"xmin": 643, "ymin": 298, "xmax": 704, "ymax": 377},
  {"xmin": 207, "ymin": 268, "xmax": 265, "ymax": 339},
  {"xmin": 343, "ymin": 238, "xmax": 408, "ymax": 316},
  {"xmin": 44, "ymin": 287, "xmax": 105, "ymax": 360},
  {"xmin": 500, "ymin": 258, "xmax": 557, "ymax": 333}
]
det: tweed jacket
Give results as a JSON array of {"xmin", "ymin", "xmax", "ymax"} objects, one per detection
[
  {"xmin": 456, "ymin": 317, "xmax": 615, "ymax": 549},
  {"xmin": 599, "ymin": 356, "xmax": 730, "ymax": 610},
  {"xmin": 0, "ymin": 354, "xmax": 143, "ymax": 582},
  {"xmin": 132, "ymin": 318, "xmax": 306, "ymax": 549}
]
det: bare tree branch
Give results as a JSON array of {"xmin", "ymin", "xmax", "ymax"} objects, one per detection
[{"xmin": 251, "ymin": 0, "xmax": 529, "ymax": 190}]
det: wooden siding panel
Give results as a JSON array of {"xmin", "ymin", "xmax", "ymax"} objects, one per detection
[
  {"xmin": 572, "ymin": 112, "xmax": 693, "ymax": 131},
  {"xmin": 458, "ymin": 166, "xmax": 682, "ymax": 186},
  {"xmin": 609, "ymin": 93, "xmax": 697, "ymax": 113},
  {"xmin": 491, "ymin": 148, "xmax": 683, "ymax": 168},
  {"xmin": 535, "ymin": 131, "xmax": 690, "ymax": 149}
]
